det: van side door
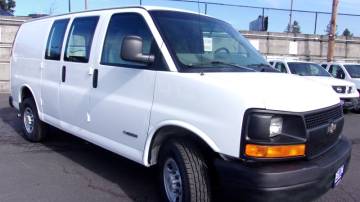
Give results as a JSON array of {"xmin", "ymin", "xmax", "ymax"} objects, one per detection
[
  {"xmin": 88, "ymin": 12, "xmax": 167, "ymax": 153},
  {"xmin": 41, "ymin": 19, "xmax": 69, "ymax": 126},
  {"xmin": 59, "ymin": 16, "xmax": 99, "ymax": 130}
]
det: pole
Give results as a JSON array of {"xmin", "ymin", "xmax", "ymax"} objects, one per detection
[
  {"xmin": 314, "ymin": 12, "xmax": 318, "ymax": 34},
  {"xmin": 288, "ymin": 0, "xmax": 294, "ymax": 32},
  {"xmin": 68, "ymin": 0, "xmax": 71, "ymax": 12},
  {"xmin": 204, "ymin": 3, "xmax": 208, "ymax": 14},
  {"xmin": 85, "ymin": 0, "xmax": 88, "ymax": 10},
  {"xmin": 262, "ymin": 8, "xmax": 265, "ymax": 31},
  {"xmin": 327, "ymin": 0, "xmax": 339, "ymax": 62}
]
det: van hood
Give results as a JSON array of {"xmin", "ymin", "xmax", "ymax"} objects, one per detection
[
  {"xmin": 305, "ymin": 76, "xmax": 355, "ymax": 87},
  {"xmin": 203, "ymin": 72, "xmax": 340, "ymax": 112}
]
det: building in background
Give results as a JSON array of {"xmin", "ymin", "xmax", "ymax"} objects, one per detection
[{"xmin": 249, "ymin": 15, "xmax": 268, "ymax": 32}]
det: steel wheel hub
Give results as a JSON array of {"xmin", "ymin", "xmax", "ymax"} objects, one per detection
[
  {"xmin": 163, "ymin": 158, "xmax": 183, "ymax": 202},
  {"xmin": 23, "ymin": 107, "xmax": 35, "ymax": 134}
]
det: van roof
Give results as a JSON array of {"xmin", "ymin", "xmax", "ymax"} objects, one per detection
[{"xmin": 24, "ymin": 6, "xmax": 205, "ymax": 23}]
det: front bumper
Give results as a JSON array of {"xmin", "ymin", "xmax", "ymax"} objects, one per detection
[
  {"xmin": 353, "ymin": 97, "xmax": 360, "ymax": 111},
  {"xmin": 340, "ymin": 97, "xmax": 358, "ymax": 110},
  {"xmin": 214, "ymin": 136, "xmax": 351, "ymax": 202}
]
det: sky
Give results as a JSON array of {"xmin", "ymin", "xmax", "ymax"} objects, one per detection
[{"xmin": 13, "ymin": 0, "xmax": 360, "ymax": 36}]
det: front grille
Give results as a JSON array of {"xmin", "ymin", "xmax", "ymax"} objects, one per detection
[
  {"xmin": 332, "ymin": 86, "xmax": 346, "ymax": 94},
  {"xmin": 306, "ymin": 118, "xmax": 343, "ymax": 158},
  {"xmin": 304, "ymin": 105, "xmax": 343, "ymax": 129},
  {"xmin": 305, "ymin": 105, "xmax": 344, "ymax": 159}
]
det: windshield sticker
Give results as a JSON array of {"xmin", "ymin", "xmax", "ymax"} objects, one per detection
[{"xmin": 203, "ymin": 37, "xmax": 213, "ymax": 52}]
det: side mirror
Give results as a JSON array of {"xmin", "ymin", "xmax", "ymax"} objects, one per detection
[{"xmin": 121, "ymin": 35, "xmax": 155, "ymax": 64}]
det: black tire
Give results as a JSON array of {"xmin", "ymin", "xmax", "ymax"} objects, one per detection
[
  {"xmin": 20, "ymin": 97, "xmax": 46, "ymax": 142},
  {"xmin": 158, "ymin": 139, "xmax": 211, "ymax": 202},
  {"xmin": 352, "ymin": 106, "xmax": 360, "ymax": 114}
]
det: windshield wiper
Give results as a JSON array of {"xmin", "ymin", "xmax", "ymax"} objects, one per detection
[
  {"xmin": 247, "ymin": 63, "xmax": 271, "ymax": 67},
  {"xmin": 209, "ymin": 61, "xmax": 256, "ymax": 72},
  {"xmin": 186, "ymin": 61, "xmax": 256, "ymax": 72}
]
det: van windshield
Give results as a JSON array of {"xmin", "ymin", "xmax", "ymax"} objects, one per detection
[
  {"xmin": 150, "ymin": 11, "xmax": 271, "ymax": 72},
  {"xmin": 344, "ymin": 65, "xmax": 360, "ymax": 78},
  {"xmin": 288, "ymin": 62, "xmax": 331, "ymax": 77}
]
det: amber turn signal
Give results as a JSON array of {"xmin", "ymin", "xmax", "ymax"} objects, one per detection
[{"xmin": 245, "ymin": 144, "xmax": 305, "ymax": 158}]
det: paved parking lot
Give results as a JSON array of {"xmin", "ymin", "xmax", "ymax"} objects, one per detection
[{"xmin": 0, "ymin": 93, "xmax": 359, "ymax": 202}]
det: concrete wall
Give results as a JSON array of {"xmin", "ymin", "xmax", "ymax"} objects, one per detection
[
  {"xmin": 0, "ymin": 17, "xmax": 360, "ymax": 92},
  {"xmin": 242, "ymin": 31, "xmax": 360, "ymax": 63},
  {"xmin": 0, "ymin": 16, "xmax": 29, "ymax": 92}
]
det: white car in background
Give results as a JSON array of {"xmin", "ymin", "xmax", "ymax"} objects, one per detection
[
  {"xmin": 321, "ymin": 62, "xmax": 360, "ymax": 94},
  {"xmin": 270, "ymin": 60, "xmax": 359, "ymax": 110}
]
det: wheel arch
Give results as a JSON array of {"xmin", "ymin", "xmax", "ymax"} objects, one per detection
[
  {"xmin": 18, "ymin": 84, "xmax": 41, "ymax": 117},
  {"xmin": 143, "ymin": 120, "xmax": 220, "ymax": 166}
]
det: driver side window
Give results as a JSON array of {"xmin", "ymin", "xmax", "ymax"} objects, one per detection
[
  {"xmin": 329, "ymin": 65, "xmax": 345, "ymax": 79},
  {"xmin": 274, "ymin": 62, "xmax": 287, "ymax": 73},
  {"xmin": 101, "ymin": 13, "xmax": 155, "ymax": 68}
]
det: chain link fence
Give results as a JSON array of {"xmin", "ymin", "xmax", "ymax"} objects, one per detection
[{"xmin": 88, "ymin": 0, "xmax": 360, "ymax": 36}]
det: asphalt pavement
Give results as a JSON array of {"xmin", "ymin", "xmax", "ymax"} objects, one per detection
[{"xmin": 0, "ymin": 93, "xmax": 359, "ymax": 202}]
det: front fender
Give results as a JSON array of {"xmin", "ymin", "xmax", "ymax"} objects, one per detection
[{"xmin": 143, "ymin": 120, "xmax": 220, "ymax": 166}]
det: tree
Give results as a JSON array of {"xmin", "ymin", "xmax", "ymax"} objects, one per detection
[
  {"xmin": 0, "ymin": 0, "xmax": 16, "ymax": 14},
  {"xmin": 292, "ymin": 21, "xmax": 301, "ymax": 33},
  {"xmin": 285, "ymin": 20, "xmax": 301, "ymax": 33},
  {"xmin": 342, "ymin": 28, "xmax": 353, "ymax": 37}
]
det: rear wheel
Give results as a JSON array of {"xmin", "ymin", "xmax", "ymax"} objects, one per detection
[
  {"xmin": 159, "ymin": 139, "xmax": 211, "ymax": 202},
  {"xmin": 21, "ymin": 97, "xmax": 46, "ymax": 142}
]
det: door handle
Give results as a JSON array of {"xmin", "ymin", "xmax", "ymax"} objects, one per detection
[
  {"xmin": 93, "ymin": 69, "xmax": 98, "ymax": 88},
  {"xmin": 61, "ymin": 65, "xmax": 66, "ymax": 82}
]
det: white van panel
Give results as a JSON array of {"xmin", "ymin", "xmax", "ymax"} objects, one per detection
[
  {"xmin": 11, "ymin": 20, "xmax": 53, "ymax": 116},
  {"xmin": 13, "ymin": 20, "xmax": 51, "ymax": 59}
]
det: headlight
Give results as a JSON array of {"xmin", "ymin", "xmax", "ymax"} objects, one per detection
[
  {"xmin": 332, "ymin": 86, "xmax": 345, "ymax": 93},
  {"xmin": 269, "ymin": 117, "xmax": 283, "ymax": 137},
  {"xmin": 242, "ymin": 110, "xmax": 307, "ymax": 160}
]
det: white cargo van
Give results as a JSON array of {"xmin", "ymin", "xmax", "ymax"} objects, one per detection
[
  {"xmin": 9, "ymin": 7, "xmax": 351, "ymax": 202},
  {"xmin": 270, "ymin": 60, "xmax": 359, "ymax": 111}
]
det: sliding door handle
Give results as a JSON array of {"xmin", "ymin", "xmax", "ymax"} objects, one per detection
[
  {"xmin": 61, "ymin": 65, "xmax": 66, "ymax": 82},
  {"xmin": 92, "ymin": 69, "xmax": 98, "ymax": 88}
]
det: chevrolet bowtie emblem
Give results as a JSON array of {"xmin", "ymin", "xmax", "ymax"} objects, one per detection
[{"xmin": 327, "ymin": 122, "xmax": 337, "ymax": 135}]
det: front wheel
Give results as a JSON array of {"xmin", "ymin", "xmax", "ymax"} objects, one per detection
[
  {"xmin": 158, "ymin": 139, "xmax": 211, "ymax": 202},
  {"xmin": 353, "ymin": 105, "xmax": 360, "ymax": 114}
]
